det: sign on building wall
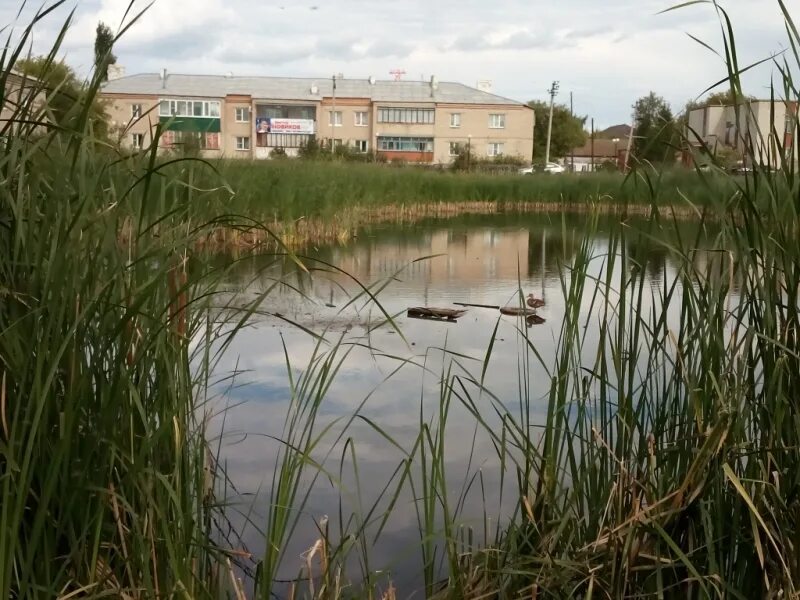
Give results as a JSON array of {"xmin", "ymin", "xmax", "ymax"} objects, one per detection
[{"xmin": 255, "ymin": 118, "xmax": 315, "ymax": 135}]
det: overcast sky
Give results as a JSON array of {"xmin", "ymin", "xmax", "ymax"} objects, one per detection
[{"xmin": 2, "ymin": 0, "xmax": 794, "ymax": 128}]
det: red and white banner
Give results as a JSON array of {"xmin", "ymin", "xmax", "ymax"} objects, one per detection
[{"xmin": 266, "ymin": 118, "xmax": 315, "ymax": 135}]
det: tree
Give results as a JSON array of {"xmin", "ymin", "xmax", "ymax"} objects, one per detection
[
  {"xmin": 632, "ymin": 92, "xmax": 677, "ymax": 164},
  {"xmin": 94, "ymin": 22, "xmax": 117, "ymax": 82},
  {"xmin": 527, "ymin": 100, "xmax": 586, "ymax": 162},
  {"xmin": 15, "ymin": 56, "xmax": 109, "ymax": 137}
]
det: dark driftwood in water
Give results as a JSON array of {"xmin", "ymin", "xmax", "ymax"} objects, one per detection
[
  {"xmin": 526, "ymin": 314, "xmax": 546, "ymax": 326},
  {"xmin": 500, "ymin": 306, "xmax": 539, "ymax": 317},
  {"xmin": 454, "ymin": 302, "xmax": 501, "ymax": 309},
  {"xmin": 407, "ymin": 307, "xmax": 467, "ymax": 321}
]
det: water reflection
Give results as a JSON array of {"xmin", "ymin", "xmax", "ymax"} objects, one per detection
[{"xmin": 207, "ymin": 213, "xmax": 718, "ymax": 595}]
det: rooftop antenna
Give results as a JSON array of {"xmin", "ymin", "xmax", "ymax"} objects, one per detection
[{"xmin": 389, "ymin": 69, "xmax": 406, "ymax": 81}]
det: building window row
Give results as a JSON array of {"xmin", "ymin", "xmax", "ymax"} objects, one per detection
[
  {"xmin": 159, "ymin": 99, "xmax": 221, "ymax": 118},
  {"xmin": 257, "ymin": 133, "xmax": 313, "ymax": 148},
  {"xmin": 257, "ymin": 105, "xmax": 316, "ymax": 120},
  {"xmin": 160, "ymin": 130, "xmax": 221, "ymax": 150},
  {"xmin": 377, "ymin": 107, "xmax": 435, "ymax": 124},
  {"xmin": 378, "ymin": 136, "xmax": 434, "ymax": 152}
]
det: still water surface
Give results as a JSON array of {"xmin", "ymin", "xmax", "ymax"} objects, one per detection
[{"xmin": 208, "ymin": 213, "xmax": 708, "ymax": 594}]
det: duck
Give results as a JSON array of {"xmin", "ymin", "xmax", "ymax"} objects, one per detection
[{"xmin": 527, "ymin": 293, "xmax": 545, "ymax": 309}]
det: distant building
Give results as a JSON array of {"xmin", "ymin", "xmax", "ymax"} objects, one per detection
[
  {"xmin": 100, "ymin": 71, "xmax": 534, "ymax": 164},
  {"xmin": 1, "ymin": 69, "xmax": 45, "ymax": 128},
  {"xmin": 686, "ymin": 100, "xmax": 798, "ymax": 167},
  {"xmin": 565, "ymin": 136, "xmax": 629, "ymax": 172}
]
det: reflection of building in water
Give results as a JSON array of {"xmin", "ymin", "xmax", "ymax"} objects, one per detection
[{"xmin": 330, "ymin": 228, "xmax": 530, "ymax": 283}]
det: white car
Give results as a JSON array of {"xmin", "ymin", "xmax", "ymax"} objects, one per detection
[{"xmin": 518, "ymin": 162, "xmax": 565, "ymax": 175}]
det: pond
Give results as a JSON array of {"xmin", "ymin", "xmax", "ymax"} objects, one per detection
[{"xmin": 207, "ymin": 212, "xmax": 715, "ymax": 596}]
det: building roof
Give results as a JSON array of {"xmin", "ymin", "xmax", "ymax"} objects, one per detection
[
  {"xmin": 596, "ymin": 124, "xmax": 632, "ymax": 140},
  {"xmin": 102, "ymin": 73, "xmax": 527, "ymax": 106},
  {"xmin": 570, "ymin": 138, "xmax": 625, "ymax": 159}
]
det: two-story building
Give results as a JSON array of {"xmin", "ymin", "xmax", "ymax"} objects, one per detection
[
  {"xmin": 686, "ymin": 99, "xmax": 798, "ymax": 168},
  {"xmin": 101, "ymin": 71, "xmax": 534, "ymax": 164}
]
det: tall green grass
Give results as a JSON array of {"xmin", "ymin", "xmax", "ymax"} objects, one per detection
[
  {"xmin": 239, "ymin": 2, "xmax": 800, "ymax": 598},
  {"xmin": 6, "ymin": 0, "xmax": 800, "ymax": 598},
  {"xmin": 199, "ymin": 160, "xmax": 746, "ymax": 224},
  {"xmin": 0, "ymin": 4, "xmax": 274, "ymax": 597}
]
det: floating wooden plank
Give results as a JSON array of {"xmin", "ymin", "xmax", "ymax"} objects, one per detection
[
  {"xmin": 454, "ymin": 302, "xmax": 501, "ymax": 309},
  {"xmin": 499, "ymin": 306, "xmax": 539, "ymax": 317},
  {"xmin": 407, "ymin": 307, "xmax": 467, "ymax": 321}
]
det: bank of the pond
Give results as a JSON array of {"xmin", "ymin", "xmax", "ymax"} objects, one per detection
[
  {"xmin": 193, "ymin": 160, "xmax": 746, "ymax": 225},
  {"xmin": 165, "ymin": 159, "xmax": 767, "ymax": 249},
  {"xmin": 186, "ymin": 199, "xmax": 716, "ymax": 251}
]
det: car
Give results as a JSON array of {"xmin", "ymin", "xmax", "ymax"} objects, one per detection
[{"xmin": 518, "ymin": 162, "xmax": 565, "ymax": 175}]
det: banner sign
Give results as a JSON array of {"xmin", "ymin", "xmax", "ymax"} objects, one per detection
[{"xmin": 255, "ymin": 118, "xmax": 315, "ymax": 135}]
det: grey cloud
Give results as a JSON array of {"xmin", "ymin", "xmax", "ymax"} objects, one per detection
[
  {"xmin": 360, "ymin": 42, "xmax": 415, "ymax": 60},
  {"xmin": 215, "ymin": 42, "xmax": 314, "ymax": 66},
  {"xmin": 314, "ymin": 37, "xmax": 368, "ymax": 61},
  {"xmin": 311, "ymin": 37, "xmax": 415, "ymax": 61},
  {"xmin": 448, "ymin": 29, "xmax": 564, "ymax": 53}
]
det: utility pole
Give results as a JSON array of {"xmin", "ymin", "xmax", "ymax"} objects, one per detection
[
  {"xmin": 570, "ymin": 91, "xmax": 574, "ymax": 172},
  {"xmin": 331, "ymin": 74, "xmax": 337, "ymax": 149},
  {"xmin": 624, "ymin": 106, "xmax": 635, "ymax": 173},
  {"xmin": 544, "ymin": 80, "xmax": 559, "ymax": 166},
  {"xmin": 590, "ymin": 118, "xmax": 595, "ymax": 172}
]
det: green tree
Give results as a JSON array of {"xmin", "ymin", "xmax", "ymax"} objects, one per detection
[
  {"xmin": 15, "ymin": 56, "xmax": 109, "ymax": 137},
  {"xmin": 527, "ymin": 100, "xmax": 586, "ymax": 161},
  {"xmin": 632, "ymin": 92, "xmax": 677, "ymax": 164},
  {"xmin": 94, "ymin": 22, "xmax": 117, "ymax": 82}
]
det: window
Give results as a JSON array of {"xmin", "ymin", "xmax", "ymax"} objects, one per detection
[
  {"xmin": 131, "ymin": 104, "xmax": 142, "ymax": 119},
  {"xmin": 489, "ymin": 113, "xmax": 506, "ymax": 129},
  {"xmin": 355, "ymin": 111, "xmax": 369, "ymax": 126},
  {"xmin": 329, "ymin": 111, "xmax": 342, "ymax": 126},
  {"xmin": 236, "ymin": 136, "xmax": 251, "ymax": 151},
  {"xmin": 158, "ymin": 99, "xmax": 222, "ymax": 118},
  {"xmin": 235, "ymin": 107, "xmax": 250, "ymax": 123},
  {"xmin": 132, "ymin": 133, "xmax": 144, "ymax": 149},
  {"xmin": 354, "ymin": 140, "xmax": 368, "ymax": 153},
  {"xmin": 449, "ymin": 142, "xmax": 461, "ymax": 156},
  {"xmin": 258, "ymin": 133, "xmax": 313, "ymax": 148},
  {"xmin": 487, "ymin": 142, "xmax": 504, "ymax": 157},
  {"xmin": 450, "ymin": 113, "xmax": 461, "ymax": 128},
  {"xmin": 169, "ymin": 131, "xmax": 219, "ymax": 150},
  {"xmin": 377, "ymin": 136, "xmax": 434, "ymax": 152},
  {"xmin": 377, "ymin": 107, "xmax": 435, "ymax": 124},
  {"xmin": 205, "ymin": 133, "xmax": 220, "ymax": 150}
]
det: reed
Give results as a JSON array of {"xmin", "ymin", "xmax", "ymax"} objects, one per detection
[
  {"xmin": 199, "ymin": 160, "xmax": 746, "ymax": 225},
  {"xmin": 243, "ymin": 1, "xmax": 800, "ymax": 598},
  {"xmin": 6, "ymin": 0, "xmax": 800, "ymax": 598},
  {"xmin": 0, "ymin": 4, "xmax": 267, "ymax": 597}
]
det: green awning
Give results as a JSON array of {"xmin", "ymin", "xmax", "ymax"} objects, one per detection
[{"xmin": 159, "ymin": 116, "xmax": 221, "ymax": 133}]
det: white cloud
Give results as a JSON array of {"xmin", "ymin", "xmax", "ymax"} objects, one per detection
[{"xmin": 0, "ymin": 0, "xmax": 793, "ymax": 127}]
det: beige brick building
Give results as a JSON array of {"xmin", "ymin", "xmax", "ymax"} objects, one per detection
[
  {"xmin": 686, "ymin": 100, "xmax": 798, "ymax": 168},
  {"xmin": 101, "ymin": 72, "xmax": 534, "ymax": 164},
  {"xmin": 1, "ymin": 70, "xmax": 45, "ymax": 129}
]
